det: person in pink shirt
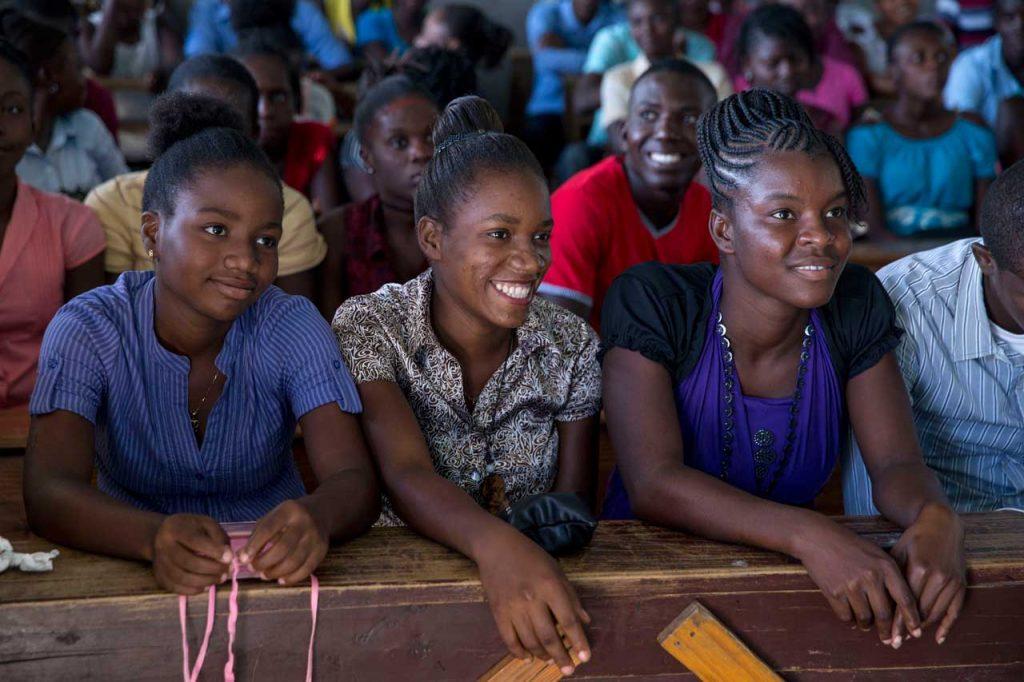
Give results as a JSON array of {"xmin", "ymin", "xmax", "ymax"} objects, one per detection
[
  {"xmin": 0, "ymin": 41, "xmax": 105, "ymax": 407},
  {"xmin": 734, "ymin": 4, "xmax": 868, "ymax": 134}
]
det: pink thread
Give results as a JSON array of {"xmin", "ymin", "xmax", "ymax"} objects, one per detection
[
  {"xmin": 179, "ymin": 586, "xmax": 216, "ymax": 682},
  {"xmin": 223, "ymin": 560, "xmax": 241, "ymax": 681},
  {"xmin": 178, "ymin": 567, "xmax": 320, "ymax": 682}
]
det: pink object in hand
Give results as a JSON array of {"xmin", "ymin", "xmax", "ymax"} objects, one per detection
[{"xmin": 179, "ymin": 522, "xmax": 319, "ymax": 681}]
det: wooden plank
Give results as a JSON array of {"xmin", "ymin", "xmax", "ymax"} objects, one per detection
[
  {"xmin": 850, "ymin": 239, "xmax": 948, "ymax": 271},
  {"xmin": 0, "ymin": 405, "xmax": 29, "ymax": 450},
  {"xmin": 659, "ymin": 602, "xmax": 781, "ymax": 682},
  {"xmin": 2, "ymin": 446, "xmax": 1023, "ymax": 679}
]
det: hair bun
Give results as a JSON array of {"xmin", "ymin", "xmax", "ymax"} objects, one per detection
[
  {"xmin": 148, "ymin": 91, "xmax": 247, "ymax": 159},
  {"xmin": 432, "ymin": 95, "xmax": 503, "ymax": 149}
]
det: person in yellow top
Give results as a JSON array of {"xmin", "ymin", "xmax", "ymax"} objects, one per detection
[
  {"xmin": 324, "ymin": 0, "xmax": 388, "ymax": 44},
  {"xmin": 86, "ymin": 55, "xmax": 325, "ymax": 300}
]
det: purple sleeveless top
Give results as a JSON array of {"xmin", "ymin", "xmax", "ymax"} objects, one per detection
[{"xmin": 602, "ymin": 271, "xmax": 843, "ymax": 519}]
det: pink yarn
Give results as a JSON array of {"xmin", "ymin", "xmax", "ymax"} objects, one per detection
[{"xmin": 179, "ymin": 562, "xmax": 320, "ymax": 681}]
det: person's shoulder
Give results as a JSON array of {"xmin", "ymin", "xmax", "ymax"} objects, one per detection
[
  {"xmin": 954, "ymin": 111, "xmax": 992, "ymax": 132},
  {"xmin": 87, "ymin": 170, "xmax": 147, "ymax": 206},
  {"xmin": 247, "ymin": 285, "xmax": 328, "ymax": 336},
  {"xmin": 876, "ymin": 238, "xmax": 977, "ymax": 302},
  {"xmin": 529, "ymin": 297, "xmax": 598, "ymax": 353},
  {"xmin": 333, "ymin": 274, "xmax": 423, "ymax": 331},
  {"xmin": 615, "ymin": 261, "xmax": 716, "ymax": 302},
  {"xmin": 847, "ymin": 118, "xmax": 890, "ymax": 141},
  {"xmin": 24, "ymin": 182, "xmax": 94, "ymax": 222},
  {"xmin": 66, "ymin": 108, "xmax": 112, "ymax": 141},
  {"xmin": 292, "ymin": 119, "xmax": 334, "ymax": 144},
  {"xmin": 952, "ymin": 36, "xmax": 997, "ymax": 68},
  {"xmin": 58, "ymin": 271, "xmax": 153, "ymax": 333},
  {"xmin": 554, "ymin": 156, "xmax": 625, "ymax": 201}
]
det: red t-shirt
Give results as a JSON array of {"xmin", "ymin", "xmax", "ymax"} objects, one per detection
[
  {"xmin": 540, "ymin": 156, "xmax": 718, "ymax": 330},
  {"xmin": 282, "ymin": 120, "xmax": 335, "ymax": 200}
]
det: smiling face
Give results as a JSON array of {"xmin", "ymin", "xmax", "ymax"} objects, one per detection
[
  {"xmin": 628, "ymin": 0, "xmax": 677, "ymax": 60},
  {"xmin": 421, "ymin": 169, "xmax": 553, "ymax": 331},
  {"xmin": 144, "ymin": 163, "xmax": 284, "ymax": 322},
  {"xmin": 743, "ymin": 33, "xmax": 811, "ymax": 95},
  {"xmin": 715, "ymin": 149, "xmax": 853, "ymax": 309},
  {"xmin": 240, "ymin": 53, "xmax": 295, "ymax": 153},
  {"xmin": 0, "ymin": 59, "xmax": 33, "ymax": 180},
  {"xmin": 890, "ymin": 28, "xmax": 952, "ymax": 100},
  {"xmin": 623, "ymin": 71, "xmax": 716, "ymax": 194},
  {"xmin": 361, "ymin": 94, "xmax": 438, "ymax": 210}
]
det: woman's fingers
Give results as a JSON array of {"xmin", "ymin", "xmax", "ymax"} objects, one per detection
[
  {"xmin": 240, "ymin": 510, "xmax": 285, "ymax": 565},
  {"xmin": 924, "ymin": 577, "xmax": 962, "ymax": 629},
  {"xmin": 935, "ymin": 585, "xmax": 966, "ymax": 645},
  {"xmin": 882, "ymin": 562, "xmax": 922, "ymax": 638},
  {"xmin": 863, "ymin": 579, "xmax": 896, "ymax": 645},
  {"xmin": 823, "ymin": 591, "xmax": 854, "ymax": 624},
  {"xmin": 512, "ymin": 612, "xmax": 548, "ymax": 662},
  {"xmin": 846, "ymin": 587, "xmax": 874, "ymax": 631},
  {"xmin": 178, "ymin": 516, "xmax": 231, "ymax": 564},
  {"xmin": 547, "ymin": 585, "xmax": 591, "ymax": 664},
  {"xmin": 170, "ymin": 543, "xmax": 229, "ymax": 578},
  {"xmin": 250, "ymin": 525, "xmax": 299, "ymax": 575},
  {"xmin": 495, "ymin": 612, "xmax": 530, "ymax": 660},
  {"xmin": 277, "ymin": 551, "xmax": 323, "ymax": 587},
  {"xmin": 529, "ymin": 603, "xmax": 576, "ymax": 674},
  {"xmin": 917, "ymin": 571, "xmax": 951, "ymax": 625}
]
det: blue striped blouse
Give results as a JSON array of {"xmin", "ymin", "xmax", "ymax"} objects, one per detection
[
  {"xmin": 842, "ymin": 239, "xmax": 1024, "ymax": 514},
  {"xmin": 30, "ymin": 271, "xmax": 362, "ymax": 522}
]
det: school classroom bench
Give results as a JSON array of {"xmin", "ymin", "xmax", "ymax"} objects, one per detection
[
  {"xmin": 0, "ymin": 405, "xmax": 29, "ymax": 451},
  {"xmin": 1, "ymin": 447, "xmax": 1021, "ymax": 681},
  {"xmin": 850, "ymin": 238, "xmax": 950, "ymax": 271}
]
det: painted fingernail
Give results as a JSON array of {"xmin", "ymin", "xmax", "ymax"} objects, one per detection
[
  {"xmin": 560, "ymin": 666, "xmax": 574, "ymax": 675},
  {"xmin": 883, "ymin": 638, "xmax": 892, "ymax": 645},
  {"xmin": 578, "ymin": 650, "xmax": 590, "ymax": 662},
  {"xmin": 892, "ymin": 636, "xmax": 902, "ymax": 650},
  {"xmin": 221, "ymin": 550, "xmax": 232, "ymax": 563},
  {"xmin": 938, "ymin": 635, "xmax": 946, "ymax": 645},
  {"xmin": 278, "ymin": 578, "xmax": 285, "ymax": 585},
  {"xmin": 912, "ymin": 628, "xmax": 922, "ymax": 638}
]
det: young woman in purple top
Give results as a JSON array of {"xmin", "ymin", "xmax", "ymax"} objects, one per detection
[
  {"xmin": 601, "ymin": 88, "xmax": 966, "ymax": 649},
  {"xmin": 24, "ymin": 92, "xmax": 379, "ymax": 595}
]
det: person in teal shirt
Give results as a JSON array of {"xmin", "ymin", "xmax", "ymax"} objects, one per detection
[
  {"xmin": 848, "ymin": 22, "xmax": 997, "ymax": 238},
  {"xmin": 355, "ymin": 0, "xmax": 426, "ymax": 62}
]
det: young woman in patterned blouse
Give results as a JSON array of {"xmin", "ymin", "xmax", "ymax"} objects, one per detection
[{"xmin": 334, "ymin": 96, "xmax": 602, "ymax": 675}]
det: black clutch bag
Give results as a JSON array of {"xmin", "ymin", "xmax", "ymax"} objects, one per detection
[{"xmin": 503, "ymin": 492, "xmax": 597, "ymax": 556}]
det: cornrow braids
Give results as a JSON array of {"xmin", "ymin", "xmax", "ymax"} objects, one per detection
[{"xmin": 696, "ymin": 88, "xmax": 866, "ymax": 220}]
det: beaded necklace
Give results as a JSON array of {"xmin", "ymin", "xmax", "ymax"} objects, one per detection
[{"xmin": 715, "ymin": 312, "xmax": 814, "ymax": 496}]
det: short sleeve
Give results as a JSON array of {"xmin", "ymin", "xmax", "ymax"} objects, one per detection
[
  {"xmin": 278, "ymin": 186, "xmax": 327, "ymax": 276},
  {"xmin": 583, "ymin": 26, "xmax": 627, "ymax": 73},
  {"xmin": 29, "ymin": 308, "xmax": 107, "ymax": 423},
  {"xmin": 526, "ymin": 2, "xmax": 559, "ymax": 48},
  {"xmin": 538, "ymin": 183, "xmax": 604, "ymax": 308},
  {"xmin": 821, "ymin": 265, "xmax": 903, "ymax": 380},
  {"xmin": 555, "ymin": 323, "xmax": 602, "ymax": 422},
  {"xmin": 943, "ymin": 52, "xmax": 984, "ymax": 115},
  {"xmin": 599, "ymin": 66, "xmax": 631, "ymax": 127},
  {"xmin": 85, "ymin": 177, "xmax": 140, "ymax": 274},
  {"xmin": 964, "ymin": 121, "xmax": 998, "ymax": 179},
  {"xmin": 266, "ymin": 296, "xmax": 362, "ymax": 419},
  {"xmin": 845, "ymin": 124, "xmax": 882, "ymax": 179},
  {"xmin": 599, "ymin": 264, "xmax": 709, "ymax": 381},
  {"xmin": 332, "ymin": 296, "xmax": 399, "ymax": 384},
  {"xmin": 59, "ymin": 200, "xmax": 106, "ymax": 269},
  {"xmin": 296, "ymin": 0, "xmax": 352, "ymax": 69}
]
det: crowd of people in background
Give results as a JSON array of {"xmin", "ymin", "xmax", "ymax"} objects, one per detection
[{"xmin": 1, "ymin": 0, "xmax": 1022, "ymax": 673}]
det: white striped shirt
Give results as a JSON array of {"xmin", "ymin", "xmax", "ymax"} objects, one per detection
[{"xmin": 842, "ymin": 239, "xmax": 1024, "ymax": 514}]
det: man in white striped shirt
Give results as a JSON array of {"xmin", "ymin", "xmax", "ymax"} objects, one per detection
[{"xmin": 843, "ymin": 160, "xmax": 1024, "ymax": 514}]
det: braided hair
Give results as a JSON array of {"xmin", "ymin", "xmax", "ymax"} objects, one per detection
[{"xmin": 696, "ymin": 88, "xmax": 866, "ymax": 221}]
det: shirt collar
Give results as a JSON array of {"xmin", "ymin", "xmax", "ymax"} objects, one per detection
[
  {"xmin": 952, "ymin": 240, "xmax": 999, "ymax": 362},
  {"xmin": 406, "ymin": 269, "xmax": 558, "ymax": 361}
]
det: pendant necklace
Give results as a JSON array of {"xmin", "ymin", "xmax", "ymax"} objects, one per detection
[
  {"xmin": 189, "ymin": 369, "xmax": 222, "ymax": 438},
  {"xmin": 474, "ymin": 334, "xmax": 515, "ymax": 516},
  {"xmin": 716, "ymin": 313, "xmax": 813, "ymax": 496}
]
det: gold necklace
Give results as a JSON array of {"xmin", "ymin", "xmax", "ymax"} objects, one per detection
[{"xmin": 189, "ymin": 369, "xmax": 221, "ymax": 436}]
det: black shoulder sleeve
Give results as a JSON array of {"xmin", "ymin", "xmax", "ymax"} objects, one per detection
[
  {"xmin": 599, "ymin": 262, "xmax": 715, "ymax": 383},
  {"xmin": 819, "ymin": 264, "xmax": 904, "ymax": 381}
]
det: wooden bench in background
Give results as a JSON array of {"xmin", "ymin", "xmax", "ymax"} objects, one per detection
[
  {"xmin": 850, "ymin": 238, "xmax": 949, "ymax": 272},
  {"xmin": 1, "ymin": 447, "xmax": 1021, "ymax": 680}
]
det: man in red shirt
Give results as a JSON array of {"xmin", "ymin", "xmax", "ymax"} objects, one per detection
[{"xmin": 540, "ymin": 59, "xmax": 719, "ymax": 328}]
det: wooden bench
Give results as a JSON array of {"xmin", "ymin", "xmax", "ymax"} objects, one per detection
[
  {"xmin": 1, "ymin": 447, "xmax": 1020, "ymax": 680},
  {"xmin": 850, "ymin": 238, "xmax": 951, "ymax": 271},
  {"xmin": 0, "ymin": 405, "xmax": 29, "ymax": 451}
]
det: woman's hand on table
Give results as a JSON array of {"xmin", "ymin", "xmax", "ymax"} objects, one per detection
[
  {"xmin": 795, "ymin": 516, "xmax": 922, "ymax": 648},
  {"xmin": 152, "ymin": 514, "xmax": 232, "ymax": 595},
  {"xmin": 240, "ymin": 499, "xmax": 329, "ymax": 586},
  {"xmin": 476, "ymin": 530, "xmax": 591, "ymax": 675},
  {"xmin": 891, "ymin": 503, "xmax": 967, "ymax": 645}
]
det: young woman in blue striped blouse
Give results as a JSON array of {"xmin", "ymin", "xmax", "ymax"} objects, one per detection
[{"xmin": 24, "ymin": 93, "xmax": 380, "ymax": 595}]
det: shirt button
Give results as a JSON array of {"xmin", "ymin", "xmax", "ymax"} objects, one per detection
[
  {"xmin": 47, "ymin": 358, "xmax": 59, "ymax": 369},
  {"xmin": 333, "ymin": 360, "xmax": 341, "ymax": 369}
]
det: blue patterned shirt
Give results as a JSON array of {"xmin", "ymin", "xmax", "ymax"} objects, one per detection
[
  {"xmin": 30, "ymin": 271, "xmax": 362, "ymax": 522},
  {"xmin": 842, "ymin": 239, "xmax": 1024, "ymax": 514}
]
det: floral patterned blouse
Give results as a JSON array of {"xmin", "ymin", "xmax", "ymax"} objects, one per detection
[{"xmin": 333, "ymin": 270, "xmax": 602, "ymax": 526}]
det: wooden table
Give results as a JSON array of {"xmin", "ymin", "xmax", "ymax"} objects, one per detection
[
  {"xmin": 2, "ymin": 460, "xmax": 1021, "ymax": 682},
  {"xmin": 850, "ymin": 238, "xmax": 950, "ymax": 271},
  {"xmin": 0, "ymin": 405, "xmax": 29, "ymax": 450}
]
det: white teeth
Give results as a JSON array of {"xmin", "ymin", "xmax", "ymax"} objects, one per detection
[
  {"xmin": 795, "ymin": 266, "xmax": 829, "ymax": 271},
  {"xmin": 493, "ymin": 282, "xmax": 532, "ymax": 299},
  {"xmin": 649, "ymin": 152, "xmax": 681, "ymax": 165}
]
